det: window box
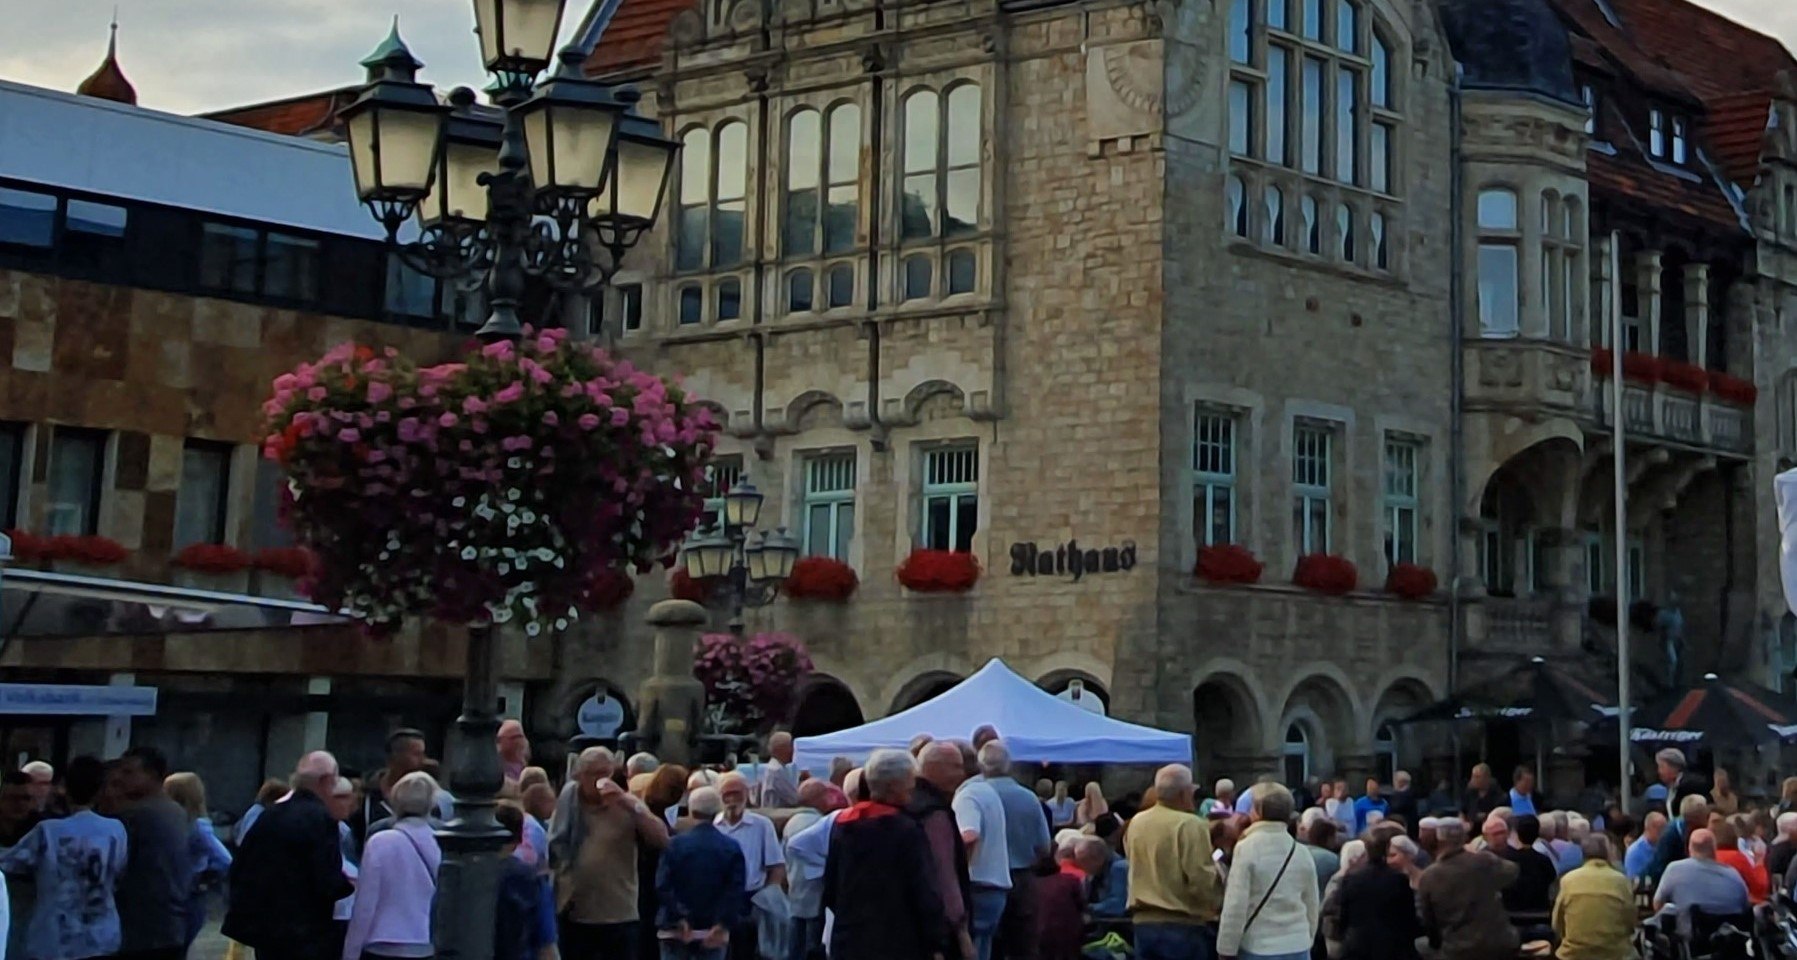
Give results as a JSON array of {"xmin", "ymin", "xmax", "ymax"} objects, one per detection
[
  {"xmin": 1660, "ymin": 361, "xmax": 1709, "ymax": 394},
  {"xmin": 1195, "ymin": 544, "xmax": 1264, "ymax": 585},
  {"xmin": 41, "ymin": 534, "xmax": 129, "ymax": 571},
  {"xmin": 784, "ymin": 556, "xmax": 859, "ymax": 602},
  {"xmin": 581, "ymin": 568, "xmax": 636, "ymax": 612},
  {"xmin": 1621, "ymin": 352, "xmax": 1662, "ymax": 385},
  {"xmin": 1293, "ymin": 553, "xmax": 1357, "ymax": 594},
  {"xmin": 1383, "ymin": 563, "xmax": 1438, "ymax": 600},
  {"xmin": 252, "ymin": 546, "xmax": 317, "ymax": 579},
  {"xmin": 896, "ymin": 548, "xmax": 980, "ymax": 593},
  {"xmin": 172, "ymin": 543, "xmax": 252, "ymax": 574},
  {"xmin": 3, "ymin": 529, "xmax": 49, "ymax": 563},
  {"xmin": 1589, "ymin": 346, "xmax": 1613, "ymax": 376},
  {"xmin": 1710, "ymin": 373, "xmax": 1758, "ymax": 406}
]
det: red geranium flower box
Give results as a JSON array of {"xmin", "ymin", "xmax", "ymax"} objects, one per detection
[
  {"xmin": 1621, "ymin": 351, "xmax": 1662, "ymax": 385},
  {"xmin": 3, "ymin": 529, "xmax": 49, "ymax": 563},
  {"xmin": 1590, "ymin": 347, "xmax": 1614, "ymax": 378},
  {"xmin": 1195, "ymin": 544, "xmax": 1264, "ymax": 585},
  {"xmin": 45, "ymin": 535, "xmax": 129, "ymax": 566},
  {"xmin": 1660, "ymin": 361, "xmax": 1709, "ymax": 394},
  {"xmin": 582, "ymin": 568, "xmax": 636, "ymax": 611},
  {"xmin": 784, "ymin": 556, "xmax": 859, "ymax": 602},
  {"xmin": 253, "ymin": 547, "xmax": 318, "ymax": 579},
  {"xmin": 669, "ymin": 568, "xmax": 720, "ymax": 603},
  {"xmin": 172, "ymin": 543, "xmax": 253, "ymax": 574},
  {"xmin": 896, "ymin": 549, "xmax": 981, "ymax": 593},
  {"xmin": 1711, "ymin": 373, "xmax": 1758, "ymax": 405},
  {"xmin": 1293, "ymin": 554, "xmax": 1358, "ymax": 595},
  {"xmin": 1384, "ymin": 563, "xmax": 1439, "ymax": 600}
]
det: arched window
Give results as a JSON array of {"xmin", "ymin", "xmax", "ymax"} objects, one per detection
[
  {"xmin": 784, "ymin": 104, "xmax": 862, "ymax": 258},
  {"xmin": 787, "ymin": 268, "xmax": 814, "ymax": 312},
  {"xmin": 677, "ymin": 285, "xmax": 703, "ymax": 325},
  {"xmin": 1264, "ymin": 185, "xmax": 1286, "ymax": 246},
  {"xmin": 1477, "ymin": 187, "xmax": 1521, "ymax": 337},
  {"xmin": 675, "ymin": 128, "xmax": 711, "ymax": 271},
  {"xmin": 901, "ymin": 85, "xmax": 983, "ymax": 241},
  {"xmin": 712, "ymin": 121, "xmax": 748, "ymax": 267},
  {"xmin": 946, "ymin": 249, "xmax": 976, "ymax": 295},
  {"xmin": 1282, "ymin": 723, "xmax": 1311, "ymax": 786},
  {"xmin": 903, "ymin": 255, "xmax": 932, "ymax": 301},
  {"xmin": 716, "ymin": 277, "xmax": 742, "ymax": 321},
  {"xmin": 1227, "ymin": 176, "xmax": 1248, "ymax": 237},
  {"xmin": 826, "ymin": 263, "xmax": 855, "ymax": 308}
]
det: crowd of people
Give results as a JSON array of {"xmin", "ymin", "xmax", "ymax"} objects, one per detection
[{"xmin": 2, "ymin": 726, "xmax": 1793, "ymax": 960}]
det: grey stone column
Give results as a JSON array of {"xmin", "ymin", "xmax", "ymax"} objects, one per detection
[{"xmin": 635, "ymin": 600, "xmax": 709, "ymax": 768}]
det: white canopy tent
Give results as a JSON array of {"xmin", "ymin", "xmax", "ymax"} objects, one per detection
[{"xmin": 793, "ymin": 658, "xmax": 1191, "ymax": 769}]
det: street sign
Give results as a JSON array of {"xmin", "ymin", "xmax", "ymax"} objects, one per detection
[{"xmin": 0, "ymin": 683, "xmax": 158, "ymax": 716}]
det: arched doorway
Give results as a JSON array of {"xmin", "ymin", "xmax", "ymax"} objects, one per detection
[
  {"xmin": 1193, "ymin": 673, "xmax": 1263, "ymax": 785},
  {"xmin": 1373, "ymin": 722, "xmax": 1398, "ymax": 784},
  {"xmin": 1278, "ymin": 674, "xmax": 1357, "ymax": 779},
  {"xmin": 890, "ymin": 671, "xmax": 962, "ymax": 713},
  {"xmin": 1039, "ymin": 670, "xmax": 1111, "ymax": 715},
  {"xmin": 790, "ymin": 676, "xmax": 865, "ymax": 737}
]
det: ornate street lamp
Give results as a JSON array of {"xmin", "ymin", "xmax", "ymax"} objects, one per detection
[
  {"xmin": 678, "ymin": 475, "xmax": 800, "ymax": 635},
  {"xmin": 338, "ymin": 6, "xmax": 677, "ymax": 960}
]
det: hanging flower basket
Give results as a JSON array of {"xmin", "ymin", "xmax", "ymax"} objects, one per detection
[
  {"xmin": 1195, "ymin": 544, "xmax": 1264, "ymax": 585},
  {"xmin": 1590, "ymin": 346, "xmax": 1614, "ymax": 377},
  {"xmin": 1710, "ymin": 373, "xmax": 1758, "ymax": 405},
  {"xmin": 172, "ymin": 543, "xmax": 253, "ymax": 574},
  {"xmin": 252, "ymin": 546, "xmax": 318, "ymax": 579},
  {"xmin": 896, "ymin": 549, "xmax": 981, "ymax": 593},
  {"xmin": 261, "ymin": 332, "xmax": 717, "ymax": 637},
  {"xmin": 669, "ymin": 568, "xmax": 719, "ymax": 603},
  {"xmin": 1293, "ymin": 554, "xmax": 1357, "ymax": 595},
  {"xmin": 693, "ymin": 631, "xmax": 815, "ymax": 735},
  {"xmin": 1621, "ymin": 351, "xmax": 1662, "ymax": 384},
  {"xmin": 784, "ymin": 556, "xmax": 859, "ymax": 602},
  {"xmin": 1660, "ymin": 361, "xmax": 1709, "ymax": 394},
  {"xmin": 580, "ymin": 568, "xmax": 635, "ymax": 611},
  {"xmin": 1384, "ymin": 563, "xmax": 1438, "ymax": 600}
]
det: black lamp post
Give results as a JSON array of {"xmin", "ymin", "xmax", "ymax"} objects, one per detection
[
  {"xmin": 678, "ymin": 478, "xmax": 802, "ymax": 635},
  {"xmin": 339, "ymin": 7, "xmax": 676, "ymax": 960}
]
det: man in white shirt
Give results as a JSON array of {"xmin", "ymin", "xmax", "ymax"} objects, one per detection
[
  {"xmin": 717, "ymin": 772, "xmax": 787, "ymax": 960},
  {"xmin": 782, "ymin": 779, "xmax": 836, "ymax": 960},
  {"xmin": 954, "ymin": 753, "xmax": 1011, "ymax": 960},
  {"xmin": 758, "ymin": 732, "xmax": 801, "ymax": 809}
]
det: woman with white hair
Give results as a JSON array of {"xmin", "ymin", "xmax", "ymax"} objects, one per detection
[
  {"xmin": 1319, "ymin": 839, "xmax": 1367, "ymax": 959},
  {"xmin": 342, "ymin": 772, "xmax": 442, "ymax": 960}
]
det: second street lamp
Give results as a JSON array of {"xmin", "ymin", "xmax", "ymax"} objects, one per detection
[{"xmin": 678, "ymin": 476, "xmax": 799, "ymax": 636}]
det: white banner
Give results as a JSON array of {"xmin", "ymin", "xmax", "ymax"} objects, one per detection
[
  {"xmin": 1776, "ymin": 469, "xmax": 1797, "ymax": 617},
  {"xmin": 0, "ymin": 683, "xmax": 158, "ymax": 716}
]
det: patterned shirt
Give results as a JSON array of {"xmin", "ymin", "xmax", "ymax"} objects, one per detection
[{"xmin": 0, "ymin": 810, "xmax": 129, "ymax": 960}]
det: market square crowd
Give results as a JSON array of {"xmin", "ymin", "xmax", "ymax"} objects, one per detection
[{"xmin": 1, "ymin": 723, "xmax": 1792, "ymax": 960}]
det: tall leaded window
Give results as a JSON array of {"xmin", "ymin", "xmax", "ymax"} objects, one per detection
[
  {"xmin": 175, "ymin": 441, "xmax": 233, "ymax": 548},
  {"xmin": 1382, "ymin": 436, "xmax": 1419, "ymax": 566},
  {"xmin": 1226, "ymin": 0, "xmax": 1400, "ymax": 265},
  {"xmin": 1194, "ymin": 410, "xmax": 1237, "ymax": 548},
  {"xmin": 1292, "ymin": 423, "xmax": 1332, "ymax": 554},
  {"xmin": 784, "ymin": 104, "xmax": 861, "ymax": 257},
  {"xmin": 802, "ymin": 453, "xmax": 856, "ymax": 560},
  {"xmin": 921, "ymin": 444, "xmax": 978, "ymax": 553},
  {"xmin": 901, "ymin": 85, "xmax": 981, "ymax": 241},
  {"xmin": 1477, "ymin": 188, "xmax": 1520, "ymax": 337},
  {"xmin": 1541, "ymin": 195, "xmax": 1582, "ymax": 341},
  {"xmin": 48, "ymin": 428, "xmax": 105, "ymax": 536},
  {"xmin": 675, "ymin": 121, "xmax": 749, "ymax": 273}
]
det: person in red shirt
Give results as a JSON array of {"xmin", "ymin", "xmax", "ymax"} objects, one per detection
[{"xmin": 1714, "ymin": 815, "xmax": 1771, "ymax": 905}]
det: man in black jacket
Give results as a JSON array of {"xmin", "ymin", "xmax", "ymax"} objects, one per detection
[
  {"xmin": 223, "ymin": 751, "xmax": 354, "ymax": 960},
  {"xmin": 909, "ymin": 741, "xmax": 973, "ymax": 960},
  {"xmin": 824, "ymin": 749, "xmax": 948, "ymax": 960}
]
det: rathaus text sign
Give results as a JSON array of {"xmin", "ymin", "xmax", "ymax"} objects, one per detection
[
  {"xmin": 0, "ymin": 683, "xmax": 159, "ymax": 716},
  {"xmin": 1009, "ymin": 540, "xmax": 1137, "ymax": 581}
]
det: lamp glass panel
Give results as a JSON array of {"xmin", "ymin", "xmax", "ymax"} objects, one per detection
[
  {"xmin": 724, "ymin": 483, "xmax": 762, "ymax": 527},
  {"xmin": 486, "ymin": 0, "xmax": 563, "ymax": 70},
  {"xmin": 526, "ymin": 105, "xmax": 615, "ymax": 193},
  {"xmin": 373, "ymin": 108, "xmax": 443, "ymax": 195},
  {"xmin": 608, "ymin": 137, "xmax": 675, "ymax": 222}
]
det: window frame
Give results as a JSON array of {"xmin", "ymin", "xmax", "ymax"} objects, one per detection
[
  {"xmin": 801, "ymin": 451, "xmax": 857, "ymax": 561},
  {"xmin": 899, "ymin": 83, "xmax": 984, "ymax": 243},
  {"xmin": 700, "ymin": 456, "xmax": 745, "ymax": 530},
  {"xmin": 46, "ymin": 427, "xmax": 107, "ymax": 537},
  {"xmin": 1476, "ymin": 187, "xmax": 1522, "ymax": 338},
  {"xmin": 1382, "ymin": 436, "xmax": 1420, "ymax": 567},
  {"xmin": 1194, "ymin": 409, "xmax": 1239, "ymax": 549},
  {"xmin": 0, "ymin": 421, "xmax": 23, "ymax": 530},
  {"xmin": 1291, "ymin": 422, "xmax": 1333, "ymax": 555},
  {"xmin": 175, "ymin": 440, "xmax": 235, "ymax": 548},
  {"xmin": 920, "ymin": 443, "xmax": 980, "ymax": 554}
]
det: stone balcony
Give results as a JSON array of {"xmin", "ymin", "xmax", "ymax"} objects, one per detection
[{"xmin": 1593, "ymin": 380, "xmax": 1751, "ymax": 455}]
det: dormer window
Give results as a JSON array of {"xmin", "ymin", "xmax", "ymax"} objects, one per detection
[
  {"xmin": 1581, "ymin": 84, "xmax": 1597, "ymax": 136},
  {"xmin": 1649, "ymin": 108, "xmax": 1666, "ymax": 158},
  {"xmin": 1672, "ymin": 116, "xmax": 1688, "ymax": 164}
]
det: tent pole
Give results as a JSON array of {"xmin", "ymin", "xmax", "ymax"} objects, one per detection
[{"xmin": 1612, "ymin": 229, "xmax": 1632, "ymax": 803}]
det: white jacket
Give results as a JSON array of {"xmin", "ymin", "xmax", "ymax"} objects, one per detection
[{"xmin": 1216, "ymin": 820, "xmax": 1321, "ymax": 957}]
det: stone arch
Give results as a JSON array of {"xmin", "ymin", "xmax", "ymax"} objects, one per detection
[
  {"xmin": 877, "ymin": 653, "xmax": 976, "ymax": 716},
  {"xmin": 787, "ymin": 390, "xmax": 845, "ymax": 431},
  {"xmin": 1015, "ymin": 651, "xmax": 1114, "ymax": 691},
  {"xmin": 1369, "ymin": 674, "xmax": 1440, "ymax": 780},
  {"xmin": 1192, "ymin": 665, "xmax": 1269, "ymax": 785},
  {"xmin": 1466, "ymin": 430, "xmax": 1585, "ymax": 524},
  {"xmin": 789, "ymin": 674, "xmax": 865, "ymax": 737},
  {"xmin": 890, "ymin": 671, "xmax": 962, "ymax": 713},
  {"xmin": 1275, "ymin": 670, "xmax": 1362, "ymax": 777},
  {"xmin": 902, "ymin": 379, "xmax": 967, "ymax": 423}
]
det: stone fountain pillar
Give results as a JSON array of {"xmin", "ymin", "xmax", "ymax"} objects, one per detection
[{"xmin": 633, "ymin": 599, "xmax": 708, "ymax": 767}]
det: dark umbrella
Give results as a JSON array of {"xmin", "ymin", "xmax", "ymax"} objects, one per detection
[
  {"xmin": 1617, "ymin": 673, "xmax": 1797, "ymax": 748},
  {"xmin": 1396, "ymin": 656, "xmax": 1613, "ymax": 724}
]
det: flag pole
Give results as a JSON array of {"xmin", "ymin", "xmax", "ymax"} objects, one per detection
[{"xmin": 1611, "ymin": 230, "xmax": 1632, "ymax": 801}]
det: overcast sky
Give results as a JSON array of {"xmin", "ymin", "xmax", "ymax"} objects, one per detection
[{"xmin": 1, "ymin": 0, "xmax": 1794, "ymax": 116}]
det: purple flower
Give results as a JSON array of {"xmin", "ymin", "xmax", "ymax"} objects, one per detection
[
  {"xmin": 542, "ymin": 411, "xmax": 559, "ymax": 427},
  {"xmin": 610, "ymin": 408, "xmax": 630, "ymax": 427},
  {"xmin": 494, "ymin": 382, "xmax": 526, "ymax": 405},
  {"xmin": 339, "ymin": 429, "xmax": 361, "ymax": 443},
  {"xmin": 439, "ymin": 413, "xmax": 460, "ymax": 428},
  {"xmin": 464, "ymin": 396, "xmax": 489, "ymax": 415},
  {"xmin": 578, "ymin": 413, "xmax": 601, "ymax": 431}
]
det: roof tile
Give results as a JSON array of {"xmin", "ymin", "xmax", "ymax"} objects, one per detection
[{"xmin": 585, "ymin": 0, "xmax": 696, "ymax": 76}]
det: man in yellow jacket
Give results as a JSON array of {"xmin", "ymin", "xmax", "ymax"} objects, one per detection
[
  {"xmin": 1551, "ymin": 834, "xmax": 1636, "ymax": 960},
  {"xmin": 1125, "ymin": 764, "xmax": 1224, "ymax": 960}
]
